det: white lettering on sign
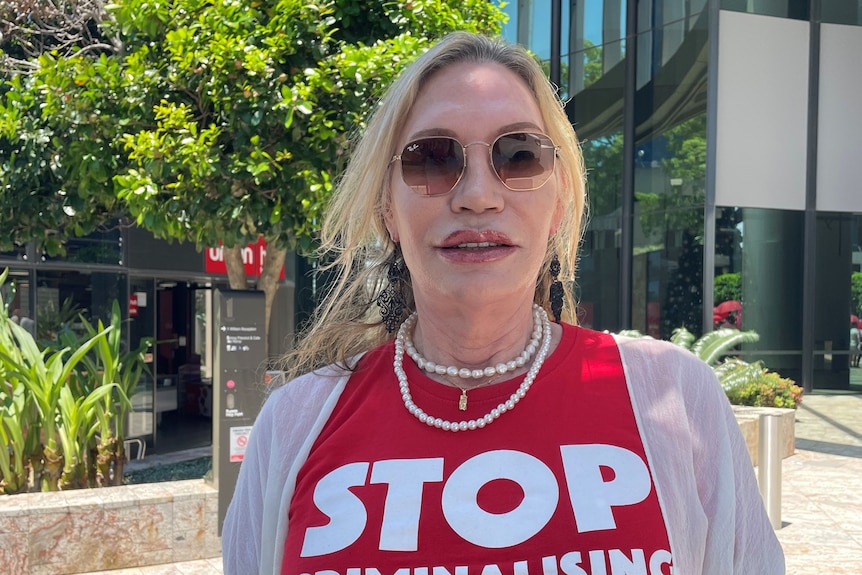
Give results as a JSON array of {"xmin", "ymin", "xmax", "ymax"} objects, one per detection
[
  {"xmin": 299, "ymin": 446, "xmax": 654, "ymax": 557},
  {"xmin": 297, "ymin": 548, "xmax": 673, "ymax": 575},
  {"xmin": 559, "ymin": 444, "xmax": 652, "ymax": 533},
  {"xmin": 441, "ymin": 450, "xmax": 558, "ymax": 548},
  {"xmin": 300, "ymin": 462, "xmax": 370, "ymax": 557},
  {"xmin": 370, "ymin": 458, "xmax": 444, "ymax": 551},
  {"xmin": 208, "ymin": 245, "xmax": 255, "ymax": 265}
]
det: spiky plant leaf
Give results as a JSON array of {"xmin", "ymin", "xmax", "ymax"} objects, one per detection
[
  {"xmin": 714, "ymin": 358, "xmax": 764, "ymax": 391},
  {"xmin": 670, "ymin": 326, "xmax": 696, "ymax": 350},
  {"xmin": 690, "ymin": 328, "xmax": 760, "ymax": 366}
]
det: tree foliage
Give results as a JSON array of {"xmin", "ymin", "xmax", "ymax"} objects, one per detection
[
  {"xmin": 1, "ymin": 0, "xmax": 505, "ymax": 346},
  {"xmin": 714, "ymin": 272, "xmax": 741, "ymax": 306},
  {"xmin": 1, "ymin": 0, "xmax": 505, "ymax": 257}
]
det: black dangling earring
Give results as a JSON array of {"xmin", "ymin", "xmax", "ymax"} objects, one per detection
[
  {"xmin": 376, "ymin": 251, "xmax": 407, "ymax": 333},
  {"xmin": 549, "ymin": 254, "xmax": 564, "ymax": 323}
]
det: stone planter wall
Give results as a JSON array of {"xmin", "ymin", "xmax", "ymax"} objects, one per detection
[
  {"xmin": 0, "ymin": 479, "xmax": 220, "ymax": 575},
  {"xmin": 733, "ymin": 405, "xmax": 797, "ymax": 466}
]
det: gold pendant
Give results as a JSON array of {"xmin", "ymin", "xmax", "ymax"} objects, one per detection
[{"xmin": 459, "ymin": 390, "xmax": 468, "ymax": 411}]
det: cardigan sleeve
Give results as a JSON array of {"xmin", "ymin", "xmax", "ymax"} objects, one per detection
[
  {"xmin": 616, "ymin": 335, "xmax": 785, "ymax": 574},
  {"xmin": 221, "ymin": 367, "xmax": 351, "ymax": 575}
]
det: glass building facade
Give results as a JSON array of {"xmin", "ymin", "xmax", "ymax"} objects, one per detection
[
  {"xmin": 0, "ymin": 228, "xmax": 299, "ymax": 453},
  {"xmin": 501, "ymin": 0, "xmax": 862, "ymax": 392}
]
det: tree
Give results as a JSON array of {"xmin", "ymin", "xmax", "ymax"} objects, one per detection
[
  {"xmin": 0, "ymin": 0, "xmax": 506, "ymax": 347},
  {"xmin": 0, "ymin": 0, "xmax": 117, "ymax": 73}
]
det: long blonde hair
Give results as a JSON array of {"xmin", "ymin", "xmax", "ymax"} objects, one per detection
[{"xmin": 280, "ymin": 32, "xmax": 587, "ymax": 382}]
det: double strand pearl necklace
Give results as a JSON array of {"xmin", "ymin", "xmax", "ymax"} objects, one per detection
[
  {"xmin": 403, "ymin": 305, "xmax": 544, "ymax": 410},
  {"xmin": 394, "ymin": 306, "xmax": 553, "ymax": 432}
]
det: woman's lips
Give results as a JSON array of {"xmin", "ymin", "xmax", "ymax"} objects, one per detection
[
  {"xmin": 437, "ymin": 239, "xmax": 515, "ymax": 263},
  {"xmin": 439, "ymin": 230, "xmax": 515, "ymax": 249}
]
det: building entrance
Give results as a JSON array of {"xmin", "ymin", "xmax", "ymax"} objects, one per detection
[{"xmin": 128, "ymin": 278, "xmax": 219, "ymax": 454}]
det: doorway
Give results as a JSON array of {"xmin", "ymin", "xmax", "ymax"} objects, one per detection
[{"xmin": 128, "ymin": 279, "xmax": 216, "ymax": 454}]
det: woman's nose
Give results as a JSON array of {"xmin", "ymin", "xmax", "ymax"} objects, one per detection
[{"xmin": 450, "ymin": 144, "xmax": 504, "ymax": 213}]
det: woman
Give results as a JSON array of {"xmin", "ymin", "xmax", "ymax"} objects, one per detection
[{"xmin": 223, "ymin": 32, "xmax": 784, "ymax": 575}]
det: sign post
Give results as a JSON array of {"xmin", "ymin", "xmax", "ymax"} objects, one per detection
[{"xmin": 210, "ymin": 289, "xmax": 267, "ymax": 534}]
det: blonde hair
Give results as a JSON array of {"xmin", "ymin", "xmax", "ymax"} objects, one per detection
[{"xmin": 280, "ymin": 32, "xmax": 586, "ymax": 382}]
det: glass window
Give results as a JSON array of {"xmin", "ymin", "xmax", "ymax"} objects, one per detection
[
  {"xmin": 578, "ymin": 130, "xmax": 624, "ymax": 331},
  {"xmin": 631, "ymin": 10, "xmax": 709, "ymax": 339},
  {"xmin": 812, "ymin": 213, "xmax": 862, "ymax": 390},
  {"xmin": 41, "ymin": 227, "xmax": 122, "ymax": 266},
  {"xmin": 35, "ymin": 270, "xmax": 126, "ymax": 343},
  {"xmin": 128, "ymin": 277, "xmax": 155, "ymax": 440},
  {"xmin": 566, "ymin": 0, "xmax": 628, "ymax": 332},
  {"xmin": 499, "ymin": 0, "xmax": 553, "ymax": 60},
  {"xmin": 0, "ymin": 243, "xmax": 29, "ymax": 262},
  {"xmin": 721, "ymin": 0, "xmax": 809, "ymax": 20},
  {"xmin": 714, "ymin": 207, "xmax": 804, "ymax": 381},
  {"xmin": 633, "ymin": 118, "xmax": 707, "ymax": 339},
  {"xmin": 1, "ymin": 269, "xmax": 34, "ymax": 333},
  {"xmin": 564, "ymin": 0, "xmax": 626, "ymax": 99},
  {"xmin": 821, "ymin": 1, "xmax": 862, "ymax": 26}
]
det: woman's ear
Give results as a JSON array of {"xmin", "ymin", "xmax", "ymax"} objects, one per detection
[
  {"xmin": 385, "ymin": 217, "xmax": 400, "ymax": 243},
  {"xmin": 383, "ymin": 199, "xmax": 400, "ymax": 243},
  {"xmin": 549, "ymin": 171, "xmax": 565, "ymax": 236}
]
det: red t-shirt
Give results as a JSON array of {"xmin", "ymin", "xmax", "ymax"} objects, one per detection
[{"xmin": 283, "ymin": 326, "xmax": 672, "ymax": 575}]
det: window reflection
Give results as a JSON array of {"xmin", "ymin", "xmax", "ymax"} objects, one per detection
[
  {"xmin": 1, "ymin": 269, "xmax": 34, "ymax": 334},
  {"xmin": 40, "ymin": 226, "xmax": 122, "ymax": 266},
  {"xmin": 34, "ymin": 270, "xmax": 126, "ymax": 343},
  {"xmin": 821, "ymin": 1, "xmax": 862, "ymax": 26},
  {"xmin": 721, "ymin": 0, "xmax": 809, "ymax": 20},
  {"xmin": 714, "ymin": 207, "xmax": 804, "ymax": 381},
  {"xmin": 579, "ymin": 132, "xmax": 624, "ymax": 330},
  {"xmin": 633, "ymin": 117, "xmax": 707, "ymax": 339}
]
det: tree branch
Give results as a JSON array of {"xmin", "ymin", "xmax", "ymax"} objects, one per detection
[{"xmin": 1, "ymin": 0, "xmax": 116, "ymax": 73}]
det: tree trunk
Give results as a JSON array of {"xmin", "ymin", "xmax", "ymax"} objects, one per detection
[
  {"xmin": 224, "ymin": 245, "xmax": 248, "ymax": 290},
  {"xmin": 258, "ymin": 244, "xmax": 288, "ymax": 357}
]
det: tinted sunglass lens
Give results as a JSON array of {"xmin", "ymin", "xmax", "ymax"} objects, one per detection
[
  {"xmin": 493, "ymin": 133, "xmax": 555, "ymax": 190},
  {"xmin": 400, "ymin": 137, "xmax": 464, "ymax": 196}
]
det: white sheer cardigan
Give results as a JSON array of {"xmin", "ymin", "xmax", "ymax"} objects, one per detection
[{"xmin": 221, "ymin": 335, "xmax": 785, "ymax": 575}]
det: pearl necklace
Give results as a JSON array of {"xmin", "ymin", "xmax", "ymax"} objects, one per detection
[
  {"xmin": 404, "ymin": 305, "xmax": 544, "ymax": 380},
  {"xmin": 394, "ymin": 306, "xmax": 553, "ymax": 432}
]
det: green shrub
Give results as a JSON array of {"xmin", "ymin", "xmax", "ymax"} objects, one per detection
[
  {"xmin": 852, "ymin": 272, "xmax": 862, "ymax": 314},
  {"xmin": 725, "ymin": 370, "xmax": 803, "ymax": 409},
  {"xmin": 618, "ymin": 325, "xmax": 803, "ymax": 409},
  {"xmin": 714, "ymin": 273, "xmax": 742, "ymax": 306}
]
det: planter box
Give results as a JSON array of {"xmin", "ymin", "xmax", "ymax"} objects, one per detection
[
  {"xmin": 732, "ymin": 405, "xmax": 797, "ymax": 467},
  {"xmin": 0, "ymin": 480, "xmax": 220, "ymax": 575}
]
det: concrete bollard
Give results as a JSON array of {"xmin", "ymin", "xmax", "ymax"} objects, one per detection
[{"xmin": 758, "ymin": 413, "xmax": 783, "ymax": 529}]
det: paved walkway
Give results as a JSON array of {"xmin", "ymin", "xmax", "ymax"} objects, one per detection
[
  {"xmin": 78, "ymin": 390, "xmax": 862, "ymax": 574},
  {"xmin": 778, "ymin": 392, "xmax": 862, "ymax": 574}
]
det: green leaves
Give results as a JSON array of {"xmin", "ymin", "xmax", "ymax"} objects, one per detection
[{"xmin": 2, "ymin": 0, "xmax": 506, "ymax": 258}]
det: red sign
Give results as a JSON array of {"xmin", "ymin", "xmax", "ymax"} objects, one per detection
[
  {"xmin": 205, "ymin": 237, "xmax": 285, "ymax": 279},
  {"xmin": 129, "ymin": 294, "xmax": 139, "ymax": 317}
]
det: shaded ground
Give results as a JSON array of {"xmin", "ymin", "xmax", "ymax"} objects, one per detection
[{"xmin": 123, "ymin": 456, "xmax": 212, "ymax": 485}]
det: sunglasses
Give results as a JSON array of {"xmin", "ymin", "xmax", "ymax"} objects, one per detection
[{"xmin": 391, "ymin": 131, "xmax": 559, "ymax": 196}]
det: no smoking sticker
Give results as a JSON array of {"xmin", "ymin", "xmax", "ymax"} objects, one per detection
[{"xmin": 230, "ymin": 426, "xmax": 253, "ymax": 462}]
